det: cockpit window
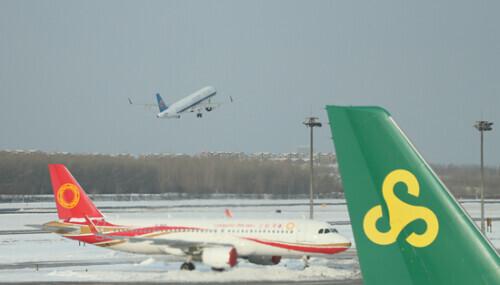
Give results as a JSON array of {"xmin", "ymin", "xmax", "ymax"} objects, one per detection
[{"xmin": 318, "ymin": 228, "xmax": 339, "ymax": 234}]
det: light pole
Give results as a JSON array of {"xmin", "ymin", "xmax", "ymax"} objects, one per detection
[
  {"xmin": 474, "ymin": 120, "xmax": 493, "ymax": 234},
  {"xmin": 303, "ymin": 117, "xmax": 322, "ymax": 219}
]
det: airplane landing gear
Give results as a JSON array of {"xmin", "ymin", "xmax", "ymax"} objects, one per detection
[
  {"xmin": 302, "ymin": 255, "xmax": 310, "ymax": 269},
  {"xmin": 196, "ymin": 113, "xmax": 202, "ymax": 118},
  {"xmin": 180, "ymin": 262, "xmax": 195, "ymax": 271}
]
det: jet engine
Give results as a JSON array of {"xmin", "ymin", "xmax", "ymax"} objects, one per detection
[
  {"xmin": 205, "ymin": 107, "xmax": 213, "ymax": 112},
  {"xmin": 247, "ymin": 255, "xmax": 281, "ymax": 266},
  {"xmin": 201, "ymin": 247, "xmax": 238, "ymax": 269}
]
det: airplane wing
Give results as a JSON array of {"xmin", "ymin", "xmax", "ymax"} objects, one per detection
[
  {"xmin": 185, "ymin": 96, "xmax": 232, "ymax": 114},
  {"xmin": 98, "ymin": 233, "xmax": 233, "ymax": 253}
]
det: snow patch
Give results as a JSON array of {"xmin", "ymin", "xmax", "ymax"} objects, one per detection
[
  {"xmin": 43, "ymin": 264, "xmax": 354, "ymax": 283},
  {"xmin": 137, "ymin": 257, "xmax": 156, "ymax": 266}
]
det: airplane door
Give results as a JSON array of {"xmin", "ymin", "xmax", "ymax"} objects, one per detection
[{"xmin": 296, "ymin": 221, "xmax": 310, "ymax": 242}]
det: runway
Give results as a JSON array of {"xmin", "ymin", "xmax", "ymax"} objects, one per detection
[
  {"xmin": 0, "ymin": 250, "xmax": 362, "ymax": 284},
  {"xmin": 0, "ymin": 258, "xmax": 144, "ymax": 270}
]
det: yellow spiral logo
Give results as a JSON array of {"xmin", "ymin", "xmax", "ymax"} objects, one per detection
[
  {"xmin": 363, "ymin": 169, "xmax": 439, "ymax": 248},
  {"xmin": 56, "ymin": 183, "xmax": 80, "ymax": 209}
]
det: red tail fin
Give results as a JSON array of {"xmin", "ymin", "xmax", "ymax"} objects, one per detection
[{"xmin": 48, "ymin": 164, "xmax": 103, "ymax": 220}]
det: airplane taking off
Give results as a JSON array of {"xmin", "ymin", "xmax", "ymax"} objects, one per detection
[
  {"xmin": 41, "ymin": 164, "xmax": 350, "ymax": 271},
  {"xmin": 326, "ymin": 106, "xmax": 499, "ymax": 285},
  {"xmin": 129, "ymin": 86, "xmax": 230, "ymax": 119}
]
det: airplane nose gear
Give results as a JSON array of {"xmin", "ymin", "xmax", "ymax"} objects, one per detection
[
  {"xmin": 180, "ymin": 262, "xmax": 195, "ymax": 271},
  {"xmin": 181, "ymin": 256, "xmax": 196, "ymax": 271},
  {"xmin": 196, "ymin": 113, "xmax": 202, "ymax": 118}
]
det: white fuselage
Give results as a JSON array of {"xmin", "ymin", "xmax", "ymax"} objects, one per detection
[
  {"xmin": 79, "ymin": 218, "xmax": 350, "ymax": 258},
  {"xmin": 157, "ymin": 86, "xmax": 216, "ymax": 118}
]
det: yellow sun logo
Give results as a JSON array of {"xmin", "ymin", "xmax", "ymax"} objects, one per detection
[{"xmin": 56, "ymin": 183, "xmax": 80, "ymax": 209}]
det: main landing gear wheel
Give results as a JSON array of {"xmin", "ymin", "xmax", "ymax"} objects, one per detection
[
  {"xmin": 196, "ymin": 113, "xmax": 202, "ymax": 118},
  {"xmin": 302, "ymin": 255, "xmax": 310, "ymax": 269},
  {"xmin": 180, "ymin": 262, "xmax": 195, "ymax": 271}
]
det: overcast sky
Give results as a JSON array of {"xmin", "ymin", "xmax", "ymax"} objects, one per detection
[{"xmin": 0, "ymin": 1, "xmax": 498, "ymax": 165}]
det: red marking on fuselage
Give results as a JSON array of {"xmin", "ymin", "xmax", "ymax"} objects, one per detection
[
  {"xmin": 63, "ymin": 219, "xmax": 116, "ymax": 227},
  {"xmin": 64, "ymin": 224, "xmax": 204, "ymax": 245},
  {"xmin": 243, "ymin": 237, "xmax": 349, "ymax": 254},
  {"xmin": 67, "ymin": 234, "xmax": 112, "ymax": 244}
]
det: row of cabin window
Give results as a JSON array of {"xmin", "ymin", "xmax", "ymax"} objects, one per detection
[
  {"xmin": 114, "ymin": 228, "xmax": 217, "ymax": 233},
  {"xmin": 222, "ymin": 229, "xmax": 294, "ymax": 234},
  {"xmin": 117, "ymin": 228, "xmax": 295, "ymax": 234}
]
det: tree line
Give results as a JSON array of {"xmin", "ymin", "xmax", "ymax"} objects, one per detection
[{"xmin": 0, "ymin": 151, "xmax": 498, "ymax": 199}]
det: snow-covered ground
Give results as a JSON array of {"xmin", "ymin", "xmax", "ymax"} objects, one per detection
[
  {"xmin": 0, "ymin": 255, "xmax": 358, "ymax": 283},
  {"xmin": 0, "ymin": 199, "xmax": 498, "ymax": 282}
]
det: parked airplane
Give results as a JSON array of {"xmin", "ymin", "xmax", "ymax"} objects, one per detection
[
  {"xmin": 129, "ymin": 86, "xmax": 230, "ymax": 119},
  {"xmin": 41, "ymin": 164, "xmax": 350, "ymax": 271},
  {"xmin": 326, "ymin": 105, "xmax": 500, "ymax": 285}
]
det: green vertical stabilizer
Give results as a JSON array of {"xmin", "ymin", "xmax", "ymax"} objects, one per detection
[{"xmin": 326, "ymin": 106, "xmax": 499, "ymax": 285}]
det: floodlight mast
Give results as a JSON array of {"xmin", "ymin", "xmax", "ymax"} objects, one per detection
[
  {"xmin": 474, "ymin": 120, "xmax": 493, "ymax": 234},
  {"xmin": 303, "ymin": 117, "xmax": 322, "ymax": 220}
]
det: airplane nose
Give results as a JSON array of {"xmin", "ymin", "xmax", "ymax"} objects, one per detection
[{"xmin": 336, "ymin": 234, "xmax": 352, "ymax": 248}]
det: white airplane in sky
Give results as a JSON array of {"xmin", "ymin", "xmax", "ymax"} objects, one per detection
[
  {"xmin": 129, "ymin": 86, "xmax": 230, "ymax": 119},
  {"xmin": 41, "ymin": 164, "xmax": 351, "ymax": 271}
]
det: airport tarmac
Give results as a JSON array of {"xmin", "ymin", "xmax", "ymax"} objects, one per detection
[
  {"xmin": 0, "ymin": 281, "xmax": 362, "ymax": 285},
  {"xmin": 0, "ymin": 199, "xmax": 498, "ymax": 283}
]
